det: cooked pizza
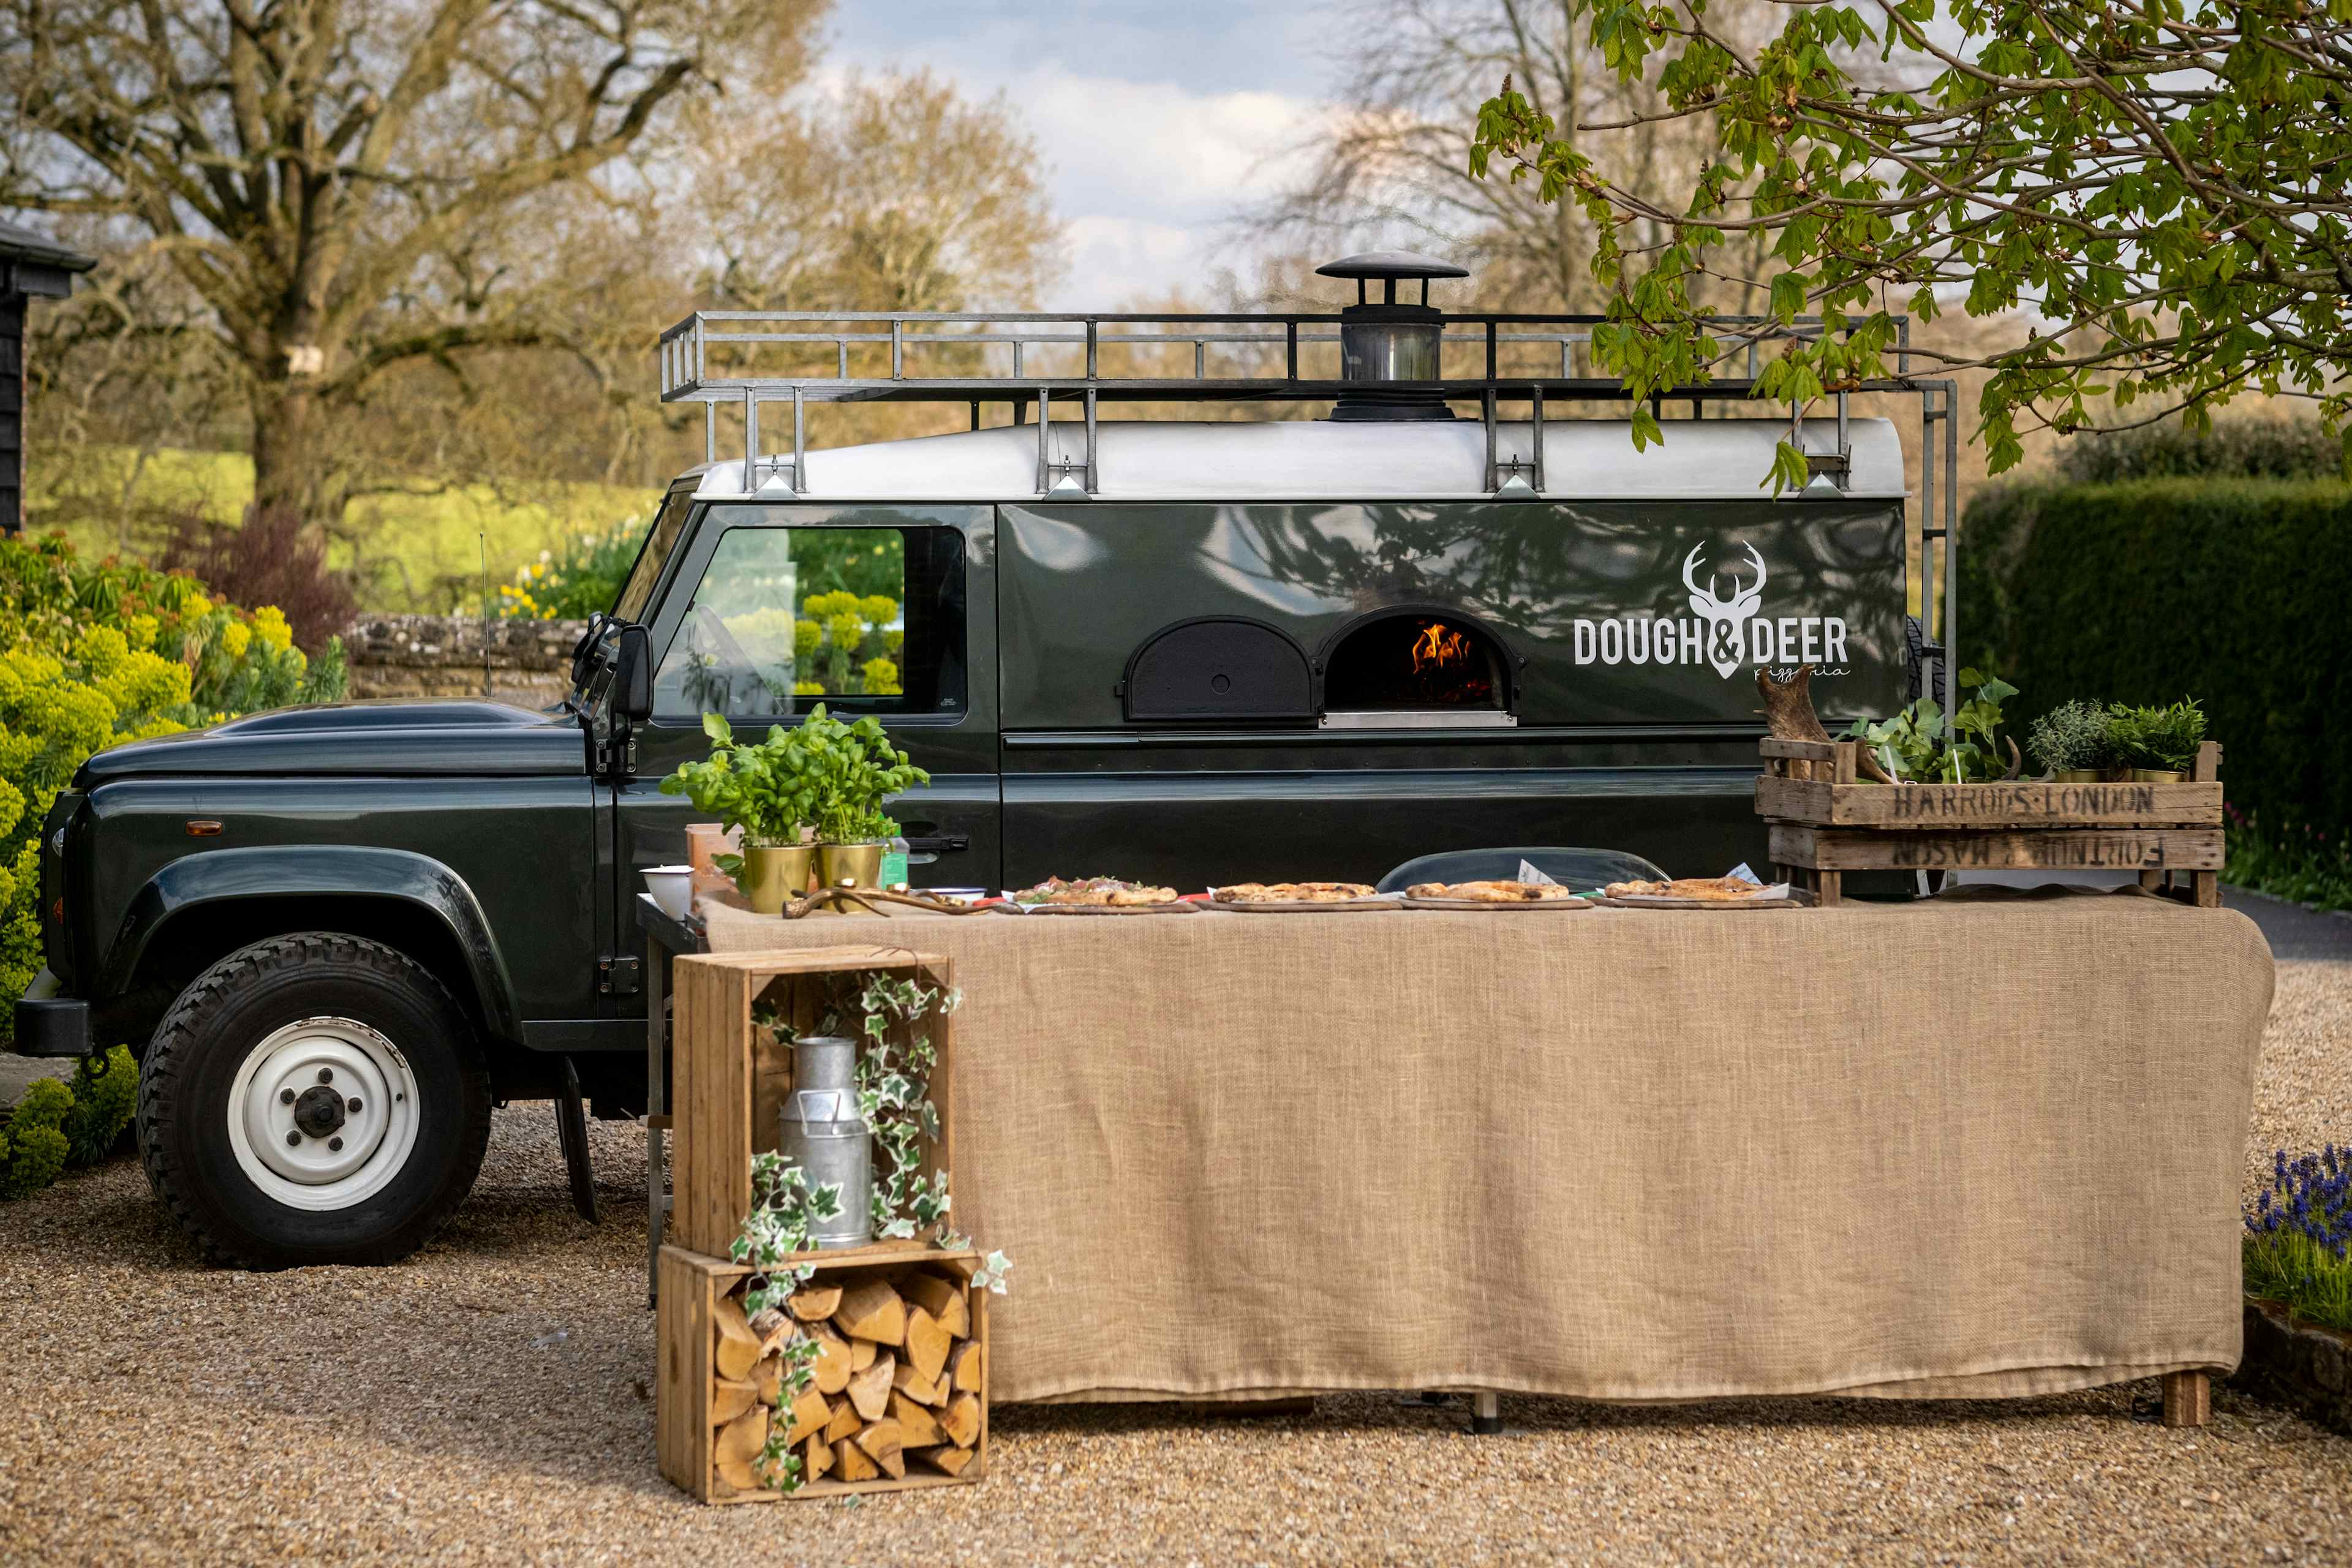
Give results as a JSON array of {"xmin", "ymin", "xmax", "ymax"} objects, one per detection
[
  {"xmin": 1605, "ymin": 876, "xmax": 1765, "ymax": 901},
  {"xmin": 1012, "ymin": 875, "xmax": 1181, "ymax": 907},
  {"xmin": 1406, "ymin": 879, "xmax": 1580, "ymax": 903},
  {"xmin": 1213, "ymin": 881, "xmax": 1379, "ymax": 903}
]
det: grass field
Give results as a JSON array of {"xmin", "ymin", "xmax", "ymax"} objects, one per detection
[{"xmin": 27, "ymin": 445, "xmax": 660, "ymax": 614}]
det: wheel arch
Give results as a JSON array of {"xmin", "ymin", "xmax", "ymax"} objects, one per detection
[{"xmin": 97, "ymin": 846, "xmax": 524, "ymax": 1052}]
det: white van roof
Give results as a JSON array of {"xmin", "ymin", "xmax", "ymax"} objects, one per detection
[{"xmin": 685, "ymin": 416, "xmax": 1905, "ymax": 504}]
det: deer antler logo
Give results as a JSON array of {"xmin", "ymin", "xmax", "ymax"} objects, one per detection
[{"xmin": 1683, "ymin": 542, "xmax": 1768, "ymax": 678}]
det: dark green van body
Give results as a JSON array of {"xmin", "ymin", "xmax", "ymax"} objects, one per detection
[{"xmin": 31, "ymin": 453, "xmax": 1906, "ymax": 1099}]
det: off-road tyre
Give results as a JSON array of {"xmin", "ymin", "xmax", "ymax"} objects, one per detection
[{"xmin": 138, "ymin": 933, "xmax": 492, "ymax": 1268}]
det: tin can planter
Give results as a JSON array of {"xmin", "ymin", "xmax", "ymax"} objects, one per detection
[
  {"xmin": 818, "ymin": 842, "xmax": 884, "ymax": 889},
  {"xmin": 2132, "ymin": 768, "xmax": 2185, "ymax": 784},
  {"xmin": 2054, "ymin": 769, "xmax": 2101, "ymax": 783},
  {"xmin": 740, "ymin": 843, "xmax": 814, "ymax": 914}
]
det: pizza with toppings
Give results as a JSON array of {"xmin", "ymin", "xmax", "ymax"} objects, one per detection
[
  {"xmin": 1604, "ymin": 876, "xmax": 1766, "ymax": 901},
  {"xmin": 1011, "ymin": 875, "xmax": 1182, "ymax": 907},
  {"xmin": 1212, "ymin": 881, "xmax": 1380, "ymax": 903},
  {"xmin": 1405, "ymin": 880, "xmax": 1581, "ymax": 903}
]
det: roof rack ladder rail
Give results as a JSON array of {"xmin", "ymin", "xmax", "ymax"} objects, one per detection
[
  {"xmin": 891, "ymin": 318, "xmax": 903, "ymax": 379},
  {"xmin": 741, "ymin": 388, "xmax": 758, "ymax": 496},
  {"xmin": 1942, "ymin": 376, "xmax": 1959, "ymax": 728},
  {"xmin": 1035, "ymin": 386, "xmax": 1049, "ymax": 494},
  {"xmin": 1483, "ymin": 387, "xmax": 1497, "ymax": 492},
  {"xmin": 792, "ymin": 385, "xmax": 805, "ymax": 496},
  {"xmin": 1532, "ymin": 384, "xmax": 1545, "ymax": 494},
  {"xmin": 703, "ymin": 402, "xmax": 715, "ymax": 466},
  {"xmin": 1919, "ymin": 379, "xmax": 1937, "ymax": 666},
  {"xmin": 695, "ymin": 314, "xmax": 706, "ymax": 385}
]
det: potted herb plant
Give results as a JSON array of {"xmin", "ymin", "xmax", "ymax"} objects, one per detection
[
  {"xmin": 2027, "ymin": 699, "xmax": 2113, "ymax": 783},
  {"xmin": 799, "ymin": 705, "xmax": 930, "ymax": 889},
  {"xmin": 661, "ymin": 715, "xmax": 818, "ymax": 914},
  {"xmin": 1844, "ymin": 668, "xmax": 2019, "ymax": 783},
  {"xmin": 2110, "ymin": 698, "xmax": 2207, "ymax": 783}
]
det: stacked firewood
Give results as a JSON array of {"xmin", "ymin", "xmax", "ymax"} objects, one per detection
[{"xmin": 710, "ymin": 1265, "xmax": 984, "ymax": 1490}]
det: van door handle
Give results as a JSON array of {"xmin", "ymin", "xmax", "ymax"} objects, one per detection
[{"xmin": 903, "ymin": 834, "xmax": 970, "ymax": 855}]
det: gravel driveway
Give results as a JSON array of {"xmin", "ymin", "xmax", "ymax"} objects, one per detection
[{"xmin": 2, "ymin": 956, "xmax": 2346, "ymax": 1566}]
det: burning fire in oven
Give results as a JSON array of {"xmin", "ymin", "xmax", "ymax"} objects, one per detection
[{"xmin": 1409, "ymin": 620, "xmax": 1472, "ymax": 676}]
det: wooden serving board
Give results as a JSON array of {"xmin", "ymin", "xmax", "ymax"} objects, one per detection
[
  {"xmin": 1011, "ymin": 900, "xmax": 1199, "ymax": 914},
  {"xmin": 1206, "ymin": 897, "xmax": 1400, "ymax": 913},
  {"xmin": 1398, "ymin": 896, "xmax": 1593, "ymax": 911}
]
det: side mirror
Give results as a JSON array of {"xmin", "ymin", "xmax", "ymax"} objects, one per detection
[{"xmin": 612, "ymin": 624, "xmax": 654, "ymax": 723}]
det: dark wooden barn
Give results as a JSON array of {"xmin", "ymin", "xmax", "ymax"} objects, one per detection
[{"xmin": 1, "ymin": 219, "xmax": 97, "ymax": 536}]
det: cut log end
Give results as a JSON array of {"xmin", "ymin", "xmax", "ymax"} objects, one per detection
[
  {"xmin": 714, "ymin": 1295, "xmax": 764, "ymax": 1383},
  {"xmin": 833, "ymin": 1277, "xmax": 908, "ymax": 1348},
  {"xmin": 852, "ymin": 1417, "xmax": 907, "ymax": 1480},
  {"xmin": 905, "ymin": 1303, "xmax": 952, "ymax": 1384},
  {"xmin": 895, "ymin": 1268, "xmax": 971, "ymax": 1340},
  {"xmin": 891, "ymin": 1356, "xmax": 948, "ymax": 1408},
  {"xmin": 940, "ymin": 1390, "xmax": 981, "ymax": 1449},
  {"xmin": 947, "ymin": 1338, "xmax": 984, "ymax": 1395},
  {"xmin": 890, "ymin": 1389, "xmax": 944, "ymax": 1448},
  {"xmin": 913, "ymin": 1444, "xmax": 975, "ymax": 1477},
  {"xmin": 778, "ymin": 1384, "xmax": 832, "ymax": 1448},
  {"xmin": 710, "ymin": 1376, "xmax": 757, "ymax": 1427},
  {"xmin": 834, "ymin": 1440, "xmax": 880, "ymax": 1483},
  {"xmin": 804, "ymin": 1434, "xmax": 834, "ymax": 1483},
  {"xmin": 788, "ymin": 1283, "xmax": 845, "ymax": 1322},
  {"xmin": 713, "ymin": 1406, "xmax": 769, "ymax": 1493},
  {"xmin": 848, "ymin": 1351, "xmax": 896, "ymax": 1421},
  {"xmin": 823, "ymin": 1396, "xmax": 862, "ymax": 1446},
  {"xmin": 810, "ymin": 1319, "xmax": 853, "ymax": 1395}
]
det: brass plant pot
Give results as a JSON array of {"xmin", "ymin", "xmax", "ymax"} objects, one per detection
[
  {"xmin": 2054, "ymin": 769, "xmax": 2102, "ymax": 783},
  {"xmin": 2132, "ymin": 767, "xmax": 2185, "ymax": 784},
  {"xmin": 818, "ymin": 842, "xmax": 884, "ymax": 890},
  {"xmin": 739, "ymin": 843, "xmax": 814, "ymax": 915}
]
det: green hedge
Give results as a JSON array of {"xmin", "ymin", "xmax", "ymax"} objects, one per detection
[{"xmin": 1957, "ymin": 477, "xmax": 2352, "ymax": 832}]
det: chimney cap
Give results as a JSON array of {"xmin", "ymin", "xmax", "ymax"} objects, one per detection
[{"xmin": 1314, "ymin": 251, "xmax": 1468, "ymax": 282}]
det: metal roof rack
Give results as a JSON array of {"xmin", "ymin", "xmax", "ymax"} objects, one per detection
[{"xmin": 655, "ymin": 306, "xmax": 1961, "ymax": 718}]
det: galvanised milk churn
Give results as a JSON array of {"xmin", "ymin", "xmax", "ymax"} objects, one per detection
[{"xmin": 777, "ymin": 1035, "xmax": 871, "ymax": 1248}]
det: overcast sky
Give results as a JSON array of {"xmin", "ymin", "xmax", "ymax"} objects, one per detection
[{"xmin": 829, "ymin": 2, "xmax": 1338, "ymax": 308}]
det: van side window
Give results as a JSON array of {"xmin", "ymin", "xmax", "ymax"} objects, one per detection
[{"xmin": 654, "ymin": 525, "xmax": 967, "ymax": 720}]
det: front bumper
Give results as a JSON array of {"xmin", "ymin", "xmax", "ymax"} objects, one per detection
[{"xmin": 14, "ymin": 968, "xmax": 92, "ymax": 1058}]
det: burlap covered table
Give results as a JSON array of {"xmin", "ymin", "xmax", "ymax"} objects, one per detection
[{"xmin": 698, "ymin": 890, "xmax": 2272, "ymax": 1406}]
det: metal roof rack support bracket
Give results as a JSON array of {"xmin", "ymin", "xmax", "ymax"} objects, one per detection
[
  {"xmin": 1038, "ymin": 386, "xmax": 1096, "ymax": 499},
  {"xmin": 1488, "ymin": 386, "xmax": 1540, "ymax": 498}
]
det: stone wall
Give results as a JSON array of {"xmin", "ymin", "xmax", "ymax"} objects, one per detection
[{"xmin": 343, "ymin": 614, "xmax": 587, "ymax": 709}]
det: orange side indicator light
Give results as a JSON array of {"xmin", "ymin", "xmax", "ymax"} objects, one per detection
[{"xmin": 186, "ymin": 820, "xmax": 224, "ymax": 837}]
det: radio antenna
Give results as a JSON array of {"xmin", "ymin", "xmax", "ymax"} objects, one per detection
[{"xmin": 478, "ymin": 532, "xmax": 492, "ymax": 701}]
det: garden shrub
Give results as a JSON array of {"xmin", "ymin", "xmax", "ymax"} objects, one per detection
[
  {"xmin": 497, "ymin": 514, "xmax": 647, "ymax": 620},
  {"xmin": 160, "ymin": 504, "xmax": 360, "ymax": 654},
  {"xmin": 1956, "ymin": 477, "xmax": 2352, "ymax": 841},
  {"xmin": 0, "ymin": 1047, "xmax": 136, "ymax": 1200},
  {"xmin": 0, "ymin": 533, "xmax": 349, "ymax": 1057},
  {"xmin": 2050, "ymin": 416, "xmax": 2346, "ymax": 486}
]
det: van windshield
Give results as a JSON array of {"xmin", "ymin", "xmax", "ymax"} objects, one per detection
[{"xmin": 612, "ymin": 488, "xmax": 696, "ymax": 623}]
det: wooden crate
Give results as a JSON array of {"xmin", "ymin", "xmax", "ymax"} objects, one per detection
[
  {"xmin": 670, "ymin": 945, "xmax": 956, "ymax": 1261},
  {"xmin": 658, "ymin": 1243, "xmax": 990, "ymax": 1502},
  {"xmin": 1756, "ymin": 739, "xmax": 2226, "ymax": 908}
]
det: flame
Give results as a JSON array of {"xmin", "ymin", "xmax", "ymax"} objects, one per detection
[{"xmin": 1409, "ymin": 621, "xmax": 1472, "ymax": 674}]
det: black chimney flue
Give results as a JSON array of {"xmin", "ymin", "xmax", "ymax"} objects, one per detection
[{"xmin": 1314, "ymin": 252, "xmax": 1468, "ymax": 422}]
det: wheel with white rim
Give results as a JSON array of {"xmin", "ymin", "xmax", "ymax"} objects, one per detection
[
  {"xmin": 139, "ymin": 933, "xmax": 491, "ymax": 1268},
  {"xmin": 227, "ymin": 1016, "xmax": 423, "ymax": 1212}
]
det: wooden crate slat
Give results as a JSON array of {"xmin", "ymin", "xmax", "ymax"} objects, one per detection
[
  {"xmin": 1755, "ymin": 774, "xmax": 2224, "ymax": 829},
  {"xmin": 1770, "ymin": 823, "xmax": 2225, "ymax": 873}
]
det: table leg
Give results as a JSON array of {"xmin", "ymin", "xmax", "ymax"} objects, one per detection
[
  {"xmin": 1469, "ymin": 1392, "xmax": 1501, "ymax": 1435},
  {"xmin": 2161, "ymin": 1371, "xmax": 2210, "ymax": 1428},
  {"xmin": 646, "ymin": 933, "xmax": 667, "ymax": 1310}
]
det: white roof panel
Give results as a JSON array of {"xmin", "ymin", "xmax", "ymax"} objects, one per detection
[{"xmin": 688, "ymin": 416, "xmax": 1905, "ymax": 503}]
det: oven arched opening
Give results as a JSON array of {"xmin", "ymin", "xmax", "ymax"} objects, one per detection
[{"xmin": 1316, "ymin": 607, "xmax": 1519, "ymax": 729}]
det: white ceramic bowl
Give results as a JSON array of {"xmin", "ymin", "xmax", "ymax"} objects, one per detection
[{"xmin": 642, "ymin": 865, "xmax": 693, "ymax": 920}]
